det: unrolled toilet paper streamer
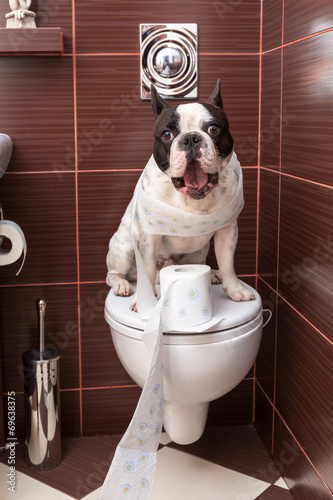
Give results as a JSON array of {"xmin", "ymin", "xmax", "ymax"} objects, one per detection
[
  {"xmin": 98, "ymin": 290, "xmax": 164, "ymax": 499},
  {"xmin": 0, "ymin": 220, "xmax": 27, "ymax": 275},
  {"xmin": 99, "ymin": 265, "xmax": 215, "ymax": 499}
]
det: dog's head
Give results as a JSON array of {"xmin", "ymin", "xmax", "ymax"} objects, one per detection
[{"xmin": 151, "ymin": 80, "xmax": 234, "ymax": 200}]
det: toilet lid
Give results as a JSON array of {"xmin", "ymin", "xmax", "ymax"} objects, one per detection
[{"xmin": 105, "ymin": 281, "xmax": 262, "ymax": 334}]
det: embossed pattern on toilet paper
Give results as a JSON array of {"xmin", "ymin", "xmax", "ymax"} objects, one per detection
[{"xmin": 160, "ymin": 265, "xmax": 212, "ymax": 332}]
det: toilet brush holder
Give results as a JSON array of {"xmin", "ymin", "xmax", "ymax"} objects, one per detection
[{"xmin": 22, "ymin": 299, "xmax": 62, "ymax": 470}]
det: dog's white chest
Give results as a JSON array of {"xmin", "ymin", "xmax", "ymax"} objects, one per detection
[{"xmin": 160, "ymin": 233, "xmax": 212, "ymax": 256}]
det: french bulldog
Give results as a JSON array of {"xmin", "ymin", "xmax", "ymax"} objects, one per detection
[{"xmin": 106, "ymin": 80, "xmax": 255, "ymax": 310}]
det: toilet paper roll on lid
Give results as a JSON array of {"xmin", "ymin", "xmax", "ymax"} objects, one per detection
[
  {"xmin": 0, "ymin": 220, "xmax": 27, "ymax": 275},
  {"xmin": 160, "ymin": 264, "xmax": 216, "ymax": 332}
]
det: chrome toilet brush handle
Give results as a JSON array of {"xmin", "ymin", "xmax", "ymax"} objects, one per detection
[{"xmin": 36, "ymin": 299, "xmax": 46, "ymax": 356}]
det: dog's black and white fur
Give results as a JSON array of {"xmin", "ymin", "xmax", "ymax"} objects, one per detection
[{"xmin": 106, "ymin": 80, "xmax": 255, "ymax": 310}]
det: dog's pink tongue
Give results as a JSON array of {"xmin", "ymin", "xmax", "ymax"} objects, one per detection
[{"xmin": 184, "ymin": 162, "xmax": 208, "ymax": 190}]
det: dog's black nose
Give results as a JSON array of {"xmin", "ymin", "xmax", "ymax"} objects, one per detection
[{"xmin": 180, "ymin": 133, "xmax": 203, "ymax": 148}]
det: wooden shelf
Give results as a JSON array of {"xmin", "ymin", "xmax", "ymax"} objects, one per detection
[{"xmin": 0, "ymin": 28, "xmax": 63, "ymax": 54}]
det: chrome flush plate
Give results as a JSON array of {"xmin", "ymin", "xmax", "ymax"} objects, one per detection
[{"xmin": 140, "ymin": 23, "xmax": 198, "ymax": 100}]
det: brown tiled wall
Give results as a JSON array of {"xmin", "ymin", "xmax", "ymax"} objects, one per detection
[
  {"xmin": 256, "ymin": 1, "xmax": 333, "ymax": 499},
  {"xmin": 2, "ymin": 3, "xmax": 332, "ymax": 498},
  {"xmin": 0, "ymin": 1, "xmax": 260, "ymax": 442}
]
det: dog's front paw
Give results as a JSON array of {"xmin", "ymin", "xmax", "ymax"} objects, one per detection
[
  {"xmin": 106, "ymin": 271, "xmax": 134, "ymax": 296},
  {"xmin": 223, "ymin": 280, "xmax": 255, "ymax": 302},
  {"xmin": 211, "ymin": 269, "xmax": 223, "ymax": 285},
  {"xmin": 113, "ymin": 278, "xmax": 134, "ymax": 297}
]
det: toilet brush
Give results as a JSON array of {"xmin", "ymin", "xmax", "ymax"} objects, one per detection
[{"xmin": 22, "ymin": 299, "xmax": 62, "ymax": 470}]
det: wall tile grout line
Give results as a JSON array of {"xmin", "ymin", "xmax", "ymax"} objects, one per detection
[
  {"xmin": 260, "ymin": 166, "xmax": 333, "ymax": 190},
  {"xmin": 272, "ymin": 0, "xmax": 285, "ymax": 455},
  {"xmin": 0, "ymin": 52, "xmax": 261, "ymax": 57},
  {"xmin": 256, "ymin": 0, "xmax": 263, "ymax": 283},
  {"xmin": 0, "ymin": 54, "xmax": 67, "ymax": 57},
  {"xmin": 199, "ymin": 52, "xmax": 260, "ymax": 56},
  {"xmin": 261, "ymin": 26, "xmax": 333, "ymax": 55},
  {"xmin": 76, "ymin": 53, "xmax": 141, "ymax": 56},
  {"xmin": 256, "ymin": 381, "xmax": 333, "ymax": 497},
  {"xmin": 77, "ymin": 385, "xmax": 139, "ymax": 391},
  {"xmin": 69, "ymin": 52, "xmax": 262, "ymax": 56},
  {"xmin": 0, "ymin": 278, "xmax": 257, "ymax": 289},
  {"xmin": 271, "ymin": 293, "xmax": 279, "ymax": 454},
  {"xmin": 2, "ymin": 377, "xmax": 256, "ymax": 397},
  {"xmin": 257, "ymin": 275, "xmax": 333, "ymax": 347},
  {"xmin": 71, "ymin": 0, "xmax": 83, "ymax": 438},
  {"xmin": 257, "ymin": 0, "xmax": 263, "ymax": 170},
  {"xmin": 4, "ymin": 166, "xmax": 260, "ymax": 175},
  {"xmin": 253, "ymin": 0, "xmax": 264, "ymax": 426},
  {"xmin": 1, "ymin": 386, "xmax": 138, "ymax": 397},
  {"xmin": 0, "ymin": 281, "xmax": 79, "ymax": 288}
]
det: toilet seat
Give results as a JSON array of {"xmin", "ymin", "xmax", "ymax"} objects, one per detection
[{"xmin": 104, "ymin": 281, "xmax": 262, "ymax": 346}]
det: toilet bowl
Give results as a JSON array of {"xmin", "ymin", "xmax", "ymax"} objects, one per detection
[{"xmin": 104, "ymin": 281, "xmax": 262, "ymax": 445}]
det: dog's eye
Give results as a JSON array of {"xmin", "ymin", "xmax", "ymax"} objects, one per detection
[
  {"xmin": 162, "ymin": 130, "xmax": 174, "ymax": 141},
  {"xmin": 208, "ymin": 124, "xmax": 220, "ymax": 135}
]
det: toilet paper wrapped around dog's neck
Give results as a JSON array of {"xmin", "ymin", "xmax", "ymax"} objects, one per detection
[{"xmin": 135, "ymin": 152, "xmax": 244, "ymax": 238}]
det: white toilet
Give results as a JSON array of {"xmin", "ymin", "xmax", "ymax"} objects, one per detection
[{"xmin": 104, "ymin": 281, "xmax": 262, "ymax": 445}]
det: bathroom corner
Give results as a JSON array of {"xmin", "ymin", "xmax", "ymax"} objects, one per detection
[{"xmin": 255, "ymin": 0, "xmax": 333, "ymax": 498}]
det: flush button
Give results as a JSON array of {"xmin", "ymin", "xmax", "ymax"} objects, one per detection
[
  {"xmin": 154, "ymin": 47, "xmax": 184, "ymax": 77},
  {"xmin": 140, "ymin": 24, "xmax": 198, "ymax": 100}
]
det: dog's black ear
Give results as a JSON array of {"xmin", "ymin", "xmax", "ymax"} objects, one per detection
[
  {"xmin": 150, "ymin": 84, "xmax": 170, "ymax": 118},
  {"xmin": 207, "ymin": 79, "xmax": 223, "ymax": 109}
]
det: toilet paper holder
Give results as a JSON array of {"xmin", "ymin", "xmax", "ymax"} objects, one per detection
[{"xmin": 0, "ymin": 134, "xmax": 27, "ymax": 275}]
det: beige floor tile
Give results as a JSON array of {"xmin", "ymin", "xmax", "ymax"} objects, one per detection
[{"xmin": 150, "ymin": 447, "xmax": 271, "ymax": 500}]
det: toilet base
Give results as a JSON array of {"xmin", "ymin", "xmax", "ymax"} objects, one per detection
[{"xmin": 163, "ymin": 401, "xmax": 209, "ymax": 445}]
